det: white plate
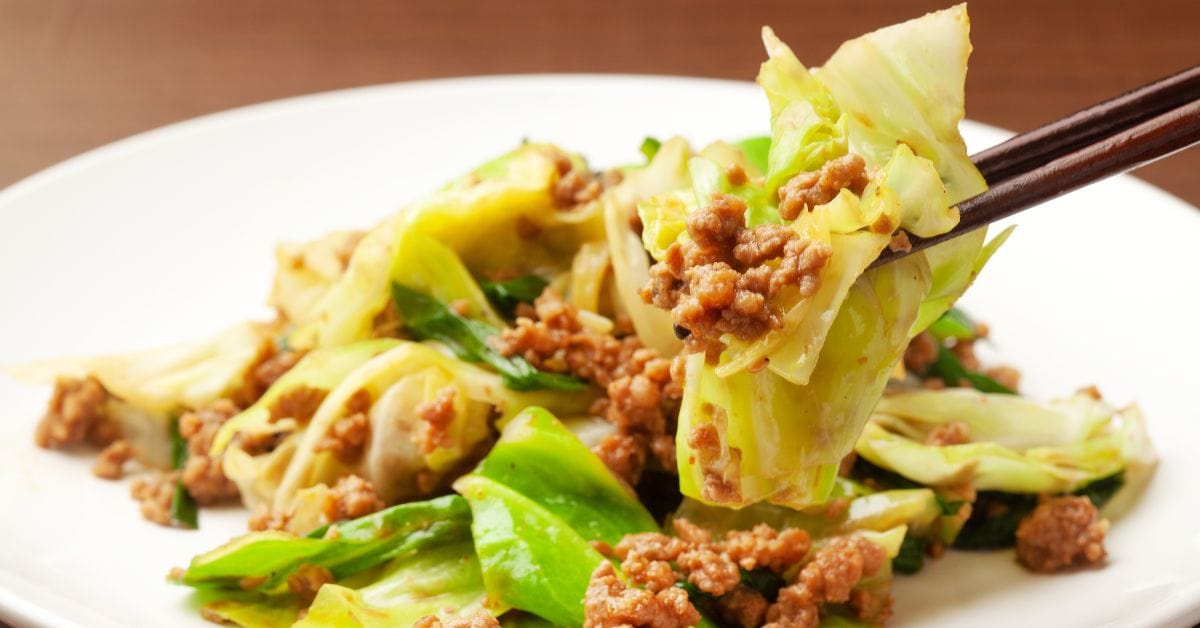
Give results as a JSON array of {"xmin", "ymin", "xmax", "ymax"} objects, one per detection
[{"xmin": 1, "ymin": 75, "xmax": 1198, "ymax": 628}]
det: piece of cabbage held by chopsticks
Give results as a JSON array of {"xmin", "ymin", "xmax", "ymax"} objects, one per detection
[{"xmin": 656, "ymin": 5, "xmax": 1013, "ymax": 508}]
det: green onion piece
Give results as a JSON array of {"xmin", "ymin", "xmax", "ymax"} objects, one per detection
[
  {"xmin": 391, "ymin": 283, "xmax": 585, "ymax": 392},
  {"xmin": 892, "ymin": 534, "xmax": 927, "ymax": 575},
  {"xmin": 927, "ymin": 308, "xmax": 977, "ymax": 341},
  {"xmin": 926, "ymin": 345, "xmax": 1015, "ymax": 395},
  {"xmin": 169, "ymin": 416, "xmax": 199, "ymax": 529},
  {"xmin": 640, "ymin": 137, "xmax": 662, "ymax": 162},
  {"xmin": 481, "ymin": 275, "xmax": 549, "ymax": 317}
]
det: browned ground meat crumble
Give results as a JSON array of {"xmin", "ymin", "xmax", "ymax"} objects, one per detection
[
  {"xmin": 35, "ymin": 376, "xmax": 118, "ymax": 450},
  {"xmin": 687, "ymin": 420, "xmax": 743, "ymax": 503},
  {"xmin": 1015, "ymin": 496, "xmax": 1108, "ymax": 573},
  {"xmin": 314, "ymin": 412, "xmax": 368, "ymax": 463},
  {"xmin": 588, "ymin": 518, "xmax": 889, "ymax": 628},
  {"xmin": 269, "ymin": 385, "xmax": 328, "ymax": 423},
  {"xmin": 128, "ymin": 398, "xmax": 245, "ymax": 526},
  {"xmin": 717, "ymin": 585, "xmax": 770, "ymax": 628},
  {"xmin": 903, "ymin": 328, "xmax": 1022, "ymax": 393},
  {"xmin": 247, "ymin": 474, "xmax": 385, "ymax": 533},
  {"xmin": 286, "ymin": 563, "xmax": 334, "ymax": 604},
  {"xmin": 130, "ymin": 470, "xmax": 180, "ymax": 526},
  {"xmin": 495, "ymin": 289, "xmax": 682, "ymax": 485},
  {"xmin": 641, "ymin": 193, "xmax": 832, "ymax": 361},
  {"xmin": 92, "ymin": 439, "xmax": 134, "ymax": 479},
  {"xmin": 776, "ymin": 154, "xmax": 870, "ymax": 221},
  {"xmin": 179, "ymin": 399, "xmax": 242, "ymax": 505},
  {"xmin": 413, "ymin": 611, "xmax": 502, "ymax": 628},
  {"xmin": 888, "ymin": 230, "xmax": 912, "ymax": 253},
  {"xmin": 413, "ymin": 385, "xmax": 459, "ymax": 454},
  {"xmin": 547, "ymin": 148, "xmax": 614, "ymax": 209},
  {"xmin": 765, "ymin": 536, "xmax": 890, "ymax": 628},
  {"xmin": 924, "ymin": 421, "xmax": 971, "ymax": 446},
  {"xmin": 585, "ymin": 561, "xmax": 701, "ymax": 628},
  {"xmin": 314, "ymin": 389, "xmax": 373, "ymax": 464},
  {"xmin": 237, "ymin": 344, "xmax": 304, "ymax": 406},
  {"xmin": 902, "ymin": 332, "xmax": 939, "ymax": 374}
]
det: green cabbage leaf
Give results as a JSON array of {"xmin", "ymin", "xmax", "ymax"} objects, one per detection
[{"xmin": 856, "ymin": 389, "xmax": 1158, "ymax": 498}]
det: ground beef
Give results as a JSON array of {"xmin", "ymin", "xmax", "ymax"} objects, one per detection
[
  {"xmin": 764, "ymin": 535, "xmax": 890, "ymax": 628},
  {"xmin": 613, "ymin": 531, "xmax": 690, "ymax": 562},
  {"xmin": 413, "ymin": 385, "xmax": 458, "ymax": 454},
  {"xmin": 495, "ymin": 289, "xmax": 682, "ymax": 485},
  {"xmin": 951, "ymin": 339, "xmax": 981, "ymax": 372},
  {"xmin": 286, "ymin": 563, "xmax": 333, "ymax": 604},
  {"xmin": 985, "ymin": 366, "xmax": 1022, "ymax": 391},
  {"xmin": 776, "ymin": 154, "xmax": 870, "ymax": 221},
  {"xmin": 249, "ymin": 474, "xmax": 385, "ymax": 533},
  {"xmin": 584, "ymin": 561, "xmax": 701, "ymax": 628},
  {"xmin": 247, "ymin": 503, "xmax": 290, "ymax": 532},
  {"xmin": 677, "ymin": 545, "xmax": 741, "ymax": 596},
  {"xmin": 903, "ymin": 326, "xmax": 1022, "ymax": 392},
  {"xmin": 1015, "ymin": 496, "xmax": 1108, "ymax": 573},
  {"xmin": 613, "ymin": 519, "xmax": 812, "ymax": 600},
  {"xmin": 178, "ymin": 399, "xmax": 241, "ymax": 505},
  {"xmin": 548, "ymin": 148, "xmax": 604, "ymax": 209},
  {"xmin": 888, "ymin": 230, "xmax": 913, "ymax": 253},
  {"xmin": 413, "ymin": 611, "xmax": 501, "ymax": 628},
  {"xmin": 236, "ymin": 429, "xmax": 286, "ymax": 456},
  {"xmin": 129, "ymin": 471, "xmax": 179, "ymax": 527},
  {"xmin": 723, "ymin": 524, "xmax": 812, "ymax": 573},
  {"xmin": 593, "ymin": 433, "xmax": 649, "ymax": 489},
  {"xmin": 35, "ymin": 376, "xmax": 118, "ymax": 449},
  {"xmin": 687, "ymin": 422, "xmax": 742, "ymax": 504},
  {"xmin": 269, "ymin": 385, "xmax": 328, "ymax": 423},
  {"xmin": 715, "ymin": 585, "xmax": 770, "ymax": 628},
  {"xmin": 554, "ymin": 169, "xmax": 603, "ymax": 208},
  {"xmin": 924, "ymin": 421, "xmax": 971, "ymax": 447},
  {"xmin": 324, "ymin": 474, "xmax": 386, "ymax": 521},
  {"xmin": 92, "ymin": 439, "xmax": 134, "ymax": 479},
  {"xmin": 641, "ymin": 193, "xmax": 832, "ymax": 361},
  {"xmin": 619, "ymin": 551, "xmax": 679, "ymax": 592},
  {"xmin": 604, "ymin": 520, "xmax": 877, "ymax": 628},
  {"xmin": 902, "ymin": 332, "xmax": 939, "ymax": 374},
  {"xmin": 315, "ymin": 412, "xmax": 369, "ymax": 463},
  {"xmin": 238, "ymin": 344, "xmax": 304, "ymax": 406},
  {"xmin": 726, "ymin": 163, "xmax": 749, "ymax": 187}
]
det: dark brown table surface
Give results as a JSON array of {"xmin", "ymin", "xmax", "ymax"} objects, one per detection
[{"xmin": 1, "ymin": 1, "xmax": 1198, "ymax": 206}]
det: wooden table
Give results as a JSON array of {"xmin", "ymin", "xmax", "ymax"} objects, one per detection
[{"xmin": 1, "ymin": 0, "xmax": 1197, "ymax": 207}]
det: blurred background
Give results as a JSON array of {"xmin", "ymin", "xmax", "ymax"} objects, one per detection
[{"xmin": 2, "ymin": 0, "xmax": 1197, "ymax": 205}]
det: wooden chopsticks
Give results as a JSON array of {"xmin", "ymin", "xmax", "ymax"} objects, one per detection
[{"xmin": 870, "ymin": 64, "xmax": 1200, "ymax": 268}]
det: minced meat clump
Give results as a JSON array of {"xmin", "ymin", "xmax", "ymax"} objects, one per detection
[
  {"xmin": 247, "ymin": 473, "xmax": 385, "ymax": 533},
  {"xmin": 586, "ymin": 518, "xmax": 891, "ymax": 628},
  {"xmin": 777, "ymin": 154, "xmax": 870, "ymax": 221},
  {"xmin": 641, "ymin": 193, "xmax": 832, "ymax": 361},
  {"xmin": 178, "ymin": 399, "xmax": 242, "ymax": 505},
  {"xmin": 131, "ymin": 398, "xmax": 243, "ymax": 526},
  {"xmin": 1015, "ymin": 496, "xmax": 1108, "ymax": 573},
  {"xmin": 35, "ymin": 376, "xmax": 118, "ymax": 450},
  {"xmin": 495, "ymin": 288, "xmax": 682, "ymax": 485},
  {"xmin": 903, "ymin": 323, "xmax": 1021, "ymax": 392}
]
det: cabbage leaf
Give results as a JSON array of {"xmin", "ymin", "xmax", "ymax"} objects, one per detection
[{"xmin": 857, "ymin": 389, "xmax": 1158, "ymax": 498}]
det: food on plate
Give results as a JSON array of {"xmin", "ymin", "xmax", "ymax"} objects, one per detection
[{"xmin": 10, "ymin": 4, "xmax": 1157, "ymax": 627}]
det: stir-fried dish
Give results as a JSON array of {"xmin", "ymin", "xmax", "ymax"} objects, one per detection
[{"xmin": 13, "ymin": 5, "xmax": 1158, "ymax": 627}]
